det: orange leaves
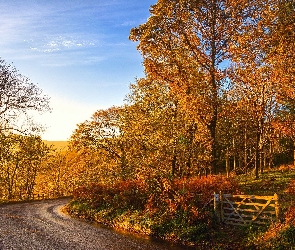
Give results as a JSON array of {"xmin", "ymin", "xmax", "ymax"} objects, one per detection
[
  {"xmin": 0, "ymin": 133, "xmax": 52, "ymax": 199},
  {"xmin": 72, "ymin": 175, "xmax": 239, "ymax": 223},
  {"xmin": 142, "ymin": 175, "xmax": 240, "ymax": 217},
  {"xmin": 284, "ymin": 179, "xmax": 295, "ymax": 195},
  {"xmin": 285, "ymin": 206, "xmax": 295, "ymax": 226},
  {"xmin": 129, "ymin": 0, "xmax": 249, "ymax": 173},
  {"xmin": 173, "ymin": 175, "xmax": 240, "ymax": 204},
  {"xmin": 73, "ymin": 180, "xmax": 147, "ymax": 211},
  {"xmin": 69, "ymin": 0, "xmax": 295, "ymax": 186}
]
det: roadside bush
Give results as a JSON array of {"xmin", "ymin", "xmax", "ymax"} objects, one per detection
[
  {"xmin": 142, "ymin": 175, "xmax": 239, "ymax": 243},
  {"xmin": 112, "ymin": 179, "xmax": 148, "ymax": 210},
  {"xmin": 70, "ymin": 175, "xmax": 240, "ymax": 245},
  {"xmin": 285, "ymin": 179, "xmax": 295, "ymax": 195},
  {"xmin": 144, "ymin": 175, "xmax": 240, "ymax": 216},
  {"xmin": 72, "ymin": 179, "xmax": 147, "ymax": 211},
  {"xmin": 285, "ymin": 206, "xmax": 295, "ymax": 226},
  {"xmin": 174, "ymin": 175, "xmax": 240, "ymax": 204},
  {"xmin": 72, "ymin": 183, "xmax": 111, "ymax": 208}
]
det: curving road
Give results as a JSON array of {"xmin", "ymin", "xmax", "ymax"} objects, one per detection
[{"xmin": 0, "ymin": 199, "xmax": 190, "ymax": 250}]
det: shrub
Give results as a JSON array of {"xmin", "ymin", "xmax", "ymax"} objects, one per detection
[
  {"xmin": 111, "ymin": 179, "xmax": 148, "ymax": 210},
  {"xmin": 72, "ymin": 179, "xmax": 147, "ymax": 211},
  {"xmin": 285, "ymin": 206, "xmax": 295, "ymax": 226},
  {"xmin": 285, "ymin": 179, "xmax": 295, "ymax": 195},
  {"xmin": 70, "ymin": 175, "xmax": 240, "ymax": 245},
  {"xmin": 144, "ymin": 175, "xmax": 240, "ymax": 216},
  {"xmin": 142, "ymin": 175, "xmax": 239, "ymax": 243}
]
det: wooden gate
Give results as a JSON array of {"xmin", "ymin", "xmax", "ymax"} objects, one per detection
[{"xmin": 214, "ymin": 193, "xmax": 281, "ymax": 226}]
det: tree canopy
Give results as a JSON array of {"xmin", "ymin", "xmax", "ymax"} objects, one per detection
[{"xmin": 0, "ymin": 59, "xmax": 50, "ymax": 134}]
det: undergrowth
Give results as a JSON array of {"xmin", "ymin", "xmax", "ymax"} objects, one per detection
[
  {"xmin": 67, "ymin": 175, "xmax": 239, "ymax": 247},
  {"xmin": 66, "ymin": 169, "xmax": 295, "ymax": 249}
]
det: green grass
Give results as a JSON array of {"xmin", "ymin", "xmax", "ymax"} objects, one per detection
[
  {"xmin": 235, "ymin": 168, "xmax": 295, "ymax": 194},
  {"xmin": 234, "ymin": 168, "xmax": 295, "ymax": 210}
]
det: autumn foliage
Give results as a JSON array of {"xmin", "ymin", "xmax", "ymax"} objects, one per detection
[
  {"xmin": 285, "ymin": 179, "xmax": 295, "ymax": 195},
  {"xmin": 65, "ymin": 0, "xmax": 295, "ymax": 185},
  {"xmin": 73, "ymin": 179, "xmax": 147, "ymax": 211},
  {"xmin": 1, "ymin": 0, "xmax": 294, "ymax": 248},
  {"xmin": 72, "ymin": 175, "xmax": 239, "ymax": 227}
]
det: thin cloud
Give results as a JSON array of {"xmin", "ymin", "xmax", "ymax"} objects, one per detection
[
  {"xmin": 27, "ymin": 36, "xmax": 99, "ymax": 53},
  {"xmin": 0, "ymin": 0, "xmax": 152, "ymax": 141}
]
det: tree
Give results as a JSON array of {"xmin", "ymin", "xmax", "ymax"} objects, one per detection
[
  {"xmin": 0, "ymin": 58, "xmax": 50, "ymax": 133},
  {"xmin": 0, "ymin": 133, "xmax": 51, "ymax": 199},
  {"xmin": 273, "ymin": 99, "xmax": 295, "ymax": 166},
  {"xmin": 37, "ymin": 149, "xmax": 82, "ymax": 196},
  {"xmin": 265, "ymin": 0, "xmax": 295, "ymax": 102},
  {"xmin": 227, "ymin": 0, "xmax": 294, "ymax": 178},
  {"xmin": 70, "ymin": 106, "xmax": 132, "ymax": 180},
  {"xmin": 125, "ymin": 78, "xmax": 209, "ymax": 178},
  {"xmin": 130, "ymin": 0, "xmax": 243, "ymax": 173},
  {"xmin": 124, "ymin": 79, "xmax": 179, "ymax": 178}
]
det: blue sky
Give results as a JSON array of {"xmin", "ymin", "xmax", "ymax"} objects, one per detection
[{"xmin": 0, "ymin": 0, "xmax": 156, "ymax": 140}]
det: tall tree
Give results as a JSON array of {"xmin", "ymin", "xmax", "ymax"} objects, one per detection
[
  {"xmin": 0, "ymin": 59, "xmax": 50, "ymax": 133},
  {"xmin": 70, "ymin": 107, "xmax": 131, "ymax": 180},
  {"xmin": 130, "ymin": 0, "xmax": 241, "ymax": 173},
  {"xmin": 0, "ymin": 133, "xmax": 51, "ymax": 199},
  {"xmin": 228, "ymin": 0, "xmax": 293, "ymax": 178},
  {"xmin": 266, "ymin": 0, "xmax": 295, "ymax": 101},
  {"xmin": 125, "ymin": 78, "xmax": 208, "ymax": 178}
]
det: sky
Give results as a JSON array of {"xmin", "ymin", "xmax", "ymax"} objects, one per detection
[{"xmin": 0, "ymin": 0, "xmax": 156, "ymax": 141}]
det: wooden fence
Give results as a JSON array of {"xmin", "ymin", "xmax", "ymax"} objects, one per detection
[
  {"xmin": 2, "ymin": 191, "xmax": 71, "ymax": 202},
  {"xmin": 214, "ymin": 192, "xmax": 281, "ymax": 226}
]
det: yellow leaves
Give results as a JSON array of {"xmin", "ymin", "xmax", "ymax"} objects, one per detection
[{"xmin": 66, "ymin": 0, "xmax": 295, "ymax": 185}]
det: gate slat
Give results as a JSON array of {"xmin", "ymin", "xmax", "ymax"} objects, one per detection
[{"xmin": 217, "ymin": 193, "xmax": 279, "ymax": 226}]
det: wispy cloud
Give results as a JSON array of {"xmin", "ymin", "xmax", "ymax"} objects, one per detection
[
  {"xmin": 0, "ymin": 1, "xmax": 122, "ymax": 64},
  {"xmin": 0, "ymin": 0, "xmax": 153, "ymax": 140},
  {"xmin": 26, "ymin": 35, "xmax": 98, "ymax": 53}
]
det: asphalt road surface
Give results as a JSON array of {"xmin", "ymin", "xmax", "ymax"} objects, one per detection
[{"xmin": 0, "ymin": 198, "xmax": 191, "ymax": 250}]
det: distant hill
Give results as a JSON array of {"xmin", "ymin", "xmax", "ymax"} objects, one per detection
[{"xmin": 43, "ymin": 141, "xmax": 69, "ymax": 150}]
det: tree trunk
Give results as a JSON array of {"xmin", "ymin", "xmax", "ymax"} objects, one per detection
[
  {"xmin": 255, "ymin": 133, "xmax": 260, "ymax": 179},
  {"xmin": 185, "ymin": 123, "xmax": 196, "ymax": 177},
  {"xmin": 226, "ymin": 147, "xmax": 230, "ymax": 178},
  {"xmin": 260, "ymin": 151, "xmax": 263, "ymax": 175},
  {"xmin": 269, "ymin": 141, "xmax": 273, "ymax": 169},
  {"xmin": 244, "ymin": 126, "xmax": 248, "ymax": 173},
  {"xmin": 208, "ymin": 2, "xmax": 218, "ymax": 175},
  {"xmin": 120, "ymin": 148, "xmax": 127, "ymax": 180},
  {"xmin": 209, "ymin": 116, "xmax": 217, "ymax": 174},
  {"xmin": 171, "ymin": 152, "xmax": 177, "ymax": 177},
  {"xmin": 233, "ymin": 138, "xmax": 236, "ymax": 171},
  {"xmin": 255, "ymin": 150, "xmax": 259, "ymax": 179}
]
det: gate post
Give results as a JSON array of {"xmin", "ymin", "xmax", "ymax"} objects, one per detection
[
  {"xmin": 274, "ymin": 193, "xmax": 281, "ymax": 222},
  {"xmin": 219, "ymin": 191, "xmax": 224, "ymax": 223},
  {"xmin": 214, "ymin": 192, "xmax": 220, "ymax": 223}
]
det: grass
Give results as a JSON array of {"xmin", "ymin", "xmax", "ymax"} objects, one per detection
[
  {"xmin": 235, "ymin": 166, "xmax": 295, "ymax": 212},
  {"xmin": 231, "ymin": 166, "xmax": 295, "ymax": 249},
  {"xmin": 236, "ymin": 167, "xmax": 295, "ymax": 194}
]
